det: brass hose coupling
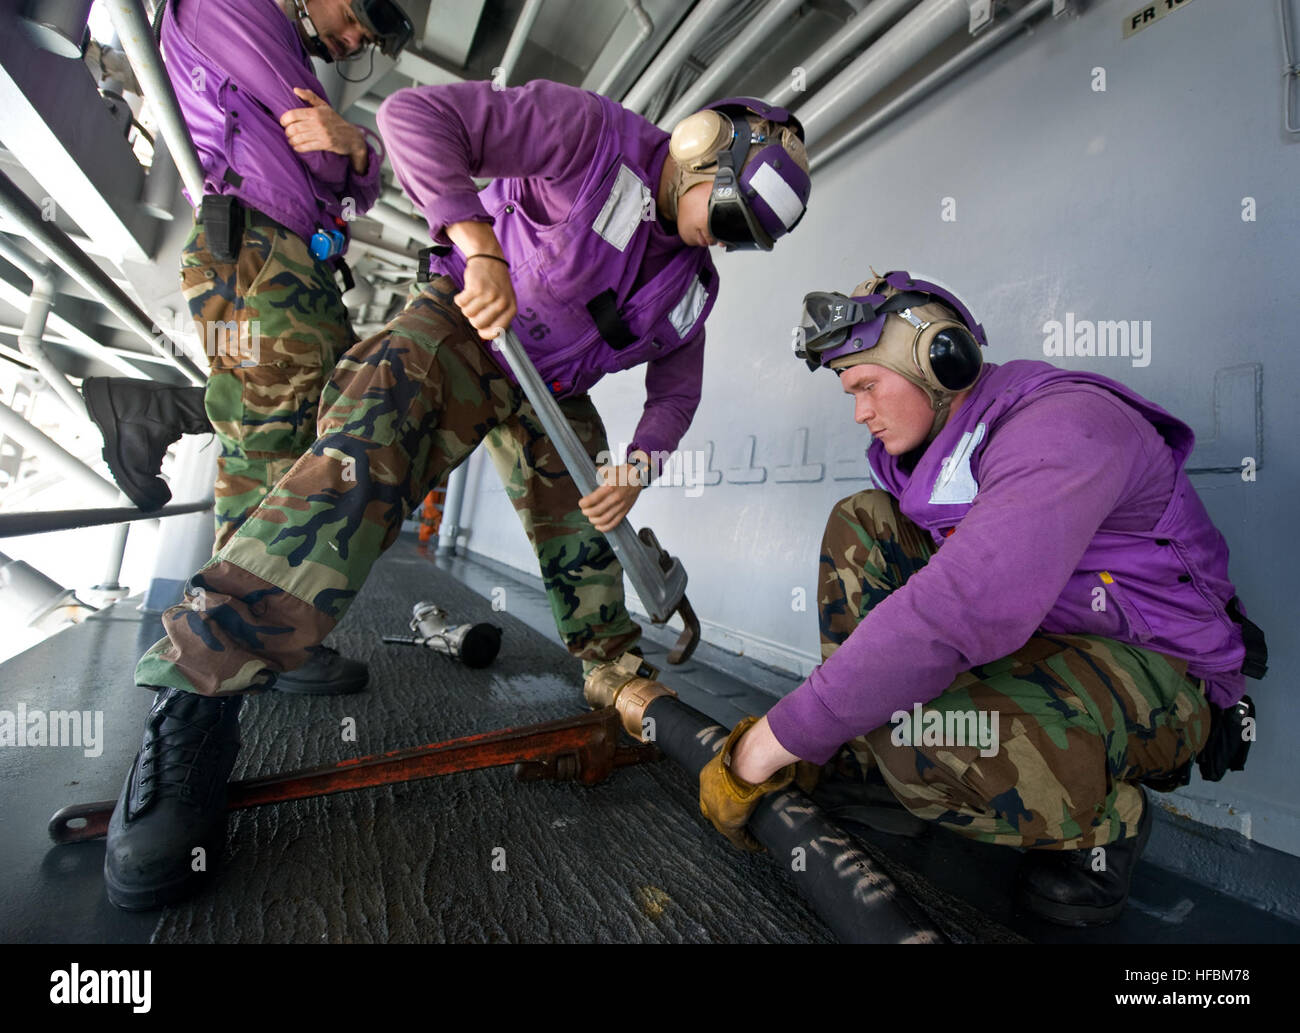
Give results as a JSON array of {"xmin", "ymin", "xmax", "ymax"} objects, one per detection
[{"xmin": 583, "ymin": 652, "xmax": 677, "ymax": 740}]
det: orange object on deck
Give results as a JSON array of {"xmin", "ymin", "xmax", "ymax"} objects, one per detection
[{"xmin": 417, "ymin": 487, "xmax": 446, "ymax": 542}]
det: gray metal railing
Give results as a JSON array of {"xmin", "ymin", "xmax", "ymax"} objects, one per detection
[{"xmin": 0, "ymin": 499, "xmax": 213, "ymax": 538}]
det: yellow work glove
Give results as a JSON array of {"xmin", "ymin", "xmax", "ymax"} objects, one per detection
[{"xmin": 699, "ymin": 716, "xmax": 797, "ymax": 851}]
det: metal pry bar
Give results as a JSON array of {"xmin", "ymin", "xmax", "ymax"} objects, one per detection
[{"xmin": 491, "ymin": 328, "xmax": 701, "ymax": 663}]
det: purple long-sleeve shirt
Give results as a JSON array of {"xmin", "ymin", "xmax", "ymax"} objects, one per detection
[
  {"xmin": 162, "ymin": 0, "xmax": 382, "ymax": 244},
  {"xmin": 377, "ymin": 80, "xmax": 707, "ymax": 458},
  {"xmin": 768, "ymin": 385, "xmax": 1183, "ymax": 763}
]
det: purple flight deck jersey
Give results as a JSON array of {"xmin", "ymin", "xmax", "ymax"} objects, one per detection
[
  {"xmin": 377, "ymin": 80, "xmax": 719, "ymax": 459},
  {"xmin": 768, "ymin": 360, "xmax": 1249, "ymax": 764},
  {"xmin": 160, "ymin": 0, "xmax": 382, "ymax": 244}
]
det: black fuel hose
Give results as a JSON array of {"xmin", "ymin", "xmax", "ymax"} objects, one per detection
[{"xmin": 643, "ymin": 694, "xmax": 947, "ymax": 944}]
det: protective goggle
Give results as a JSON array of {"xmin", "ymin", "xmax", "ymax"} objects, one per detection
[
  {"xmin": 351, "ymin": 0, "xmax": 413, "ymax": 58},
  {"xmin": 795, "ymin": 272, "xmax": 988, "ymax": 388},
  {"xmin": 708, "ymin": 115, "xmax": 776, "ymax": 252}
]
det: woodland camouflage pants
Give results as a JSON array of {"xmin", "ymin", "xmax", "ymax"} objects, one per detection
[
  {"xmin": 179, "ymin": 221, "xmax": 355, "ymax": 553},
  {"xmin": 136, "ymin": 277, "xmax": 639, "ymax": 694},
  {"xmin": 820, "ymin": 489, "xmax": 1211, "ymax": 850}
]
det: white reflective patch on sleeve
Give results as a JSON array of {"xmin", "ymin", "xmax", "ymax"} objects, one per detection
[
  {"xmin": 592, "ymin": 165, "xmax": 650, "ymax": 253},
  {"xmin": 668, "ymin": 274, "xmax": 708, "ymax": 339},
  {"xmin": 749, "ymin": 163, "xmax": 803, "ymax": 229}
]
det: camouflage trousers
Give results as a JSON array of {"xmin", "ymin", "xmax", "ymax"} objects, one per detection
[
  {"xmin": 821, "ymin": 489, "xmax": 1211, "ymax": 850},
  {"xmin": 135, "ymin": 278, "xmax": 639, "ymax": 695},
  {"xmin": 180, "ymin": 220, "xmax": 354, "ymax": 552}
]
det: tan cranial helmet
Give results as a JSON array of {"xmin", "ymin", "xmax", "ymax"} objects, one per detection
[
  {"xmin": 660, "ymin": 105, "xmax": 810, "ymax": 224},
  {"xmin": 829, "ymin": 272, "xmax": 981, "ymax": 442}
]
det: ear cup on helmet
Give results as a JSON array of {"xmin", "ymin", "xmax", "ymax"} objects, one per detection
[
  {"xmin": 925, "ymin": 324, "xmax": 983, "ymax": 390},
  {"xmin": 670, "ymin": 110, "xmax": 733, "ymax": 171}
]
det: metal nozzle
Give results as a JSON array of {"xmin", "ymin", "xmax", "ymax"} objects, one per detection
[{"xmin": 384, "ymin": 602, "xmax": 502, "ymax": 668}]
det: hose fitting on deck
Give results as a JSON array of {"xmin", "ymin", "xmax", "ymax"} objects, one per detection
[{"xmin": 583, "ymin": 652, "xmax": 677, "ymax": 739}]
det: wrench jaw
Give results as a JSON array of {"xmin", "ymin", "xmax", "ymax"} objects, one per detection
[
  {"xmin": 667, "ymin": 596, "xmax": 701, "ymax": 665},
  {"xmin": 633, "ymin": 526, "xmax": 698, "ymax": 664},
  {"xmin": 512, "ymin": 740, "xmax": 661, "ymax": 785}
]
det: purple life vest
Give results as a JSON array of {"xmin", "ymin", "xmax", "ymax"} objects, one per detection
[
  {"xmin": 428, "ymin": 93, "xmax": 719, "ymax": 398},
  {"xmin": 867, "ymin": 359, "xmax": 1247, "ymax": 706}
]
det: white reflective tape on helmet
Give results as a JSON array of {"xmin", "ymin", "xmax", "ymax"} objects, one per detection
[
  {"xmin": 669, "ymin": 274, "xmax": 709, "ymax": 339},
  {"xmin": 749, "ymin": 162, "xmax": 803, "ymax": 229}
]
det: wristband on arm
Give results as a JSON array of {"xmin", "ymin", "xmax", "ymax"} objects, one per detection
[{"xmin": 465, "ymin": 253, "xmax": 510, "ymax": 269}]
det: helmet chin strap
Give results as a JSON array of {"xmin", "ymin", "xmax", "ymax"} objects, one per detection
[{"xmin": 924, "ymin": 393, "xmax": 956, "ymax": 443}]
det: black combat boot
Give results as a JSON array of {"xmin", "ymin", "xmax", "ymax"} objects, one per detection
[
  {"xmin": 103, "ymin": 688, "xmax": 242, "ymax": 910},
  {"xmin": 1015, "ymin": 787, "xmax": 1153, "ymax": 927},
  {"xmin": 268, "ymin": 644, "xmax": 369, "ymax": 695},
  {"xmin": 83, "ymin": 377, "xmax": 211, "ymax": 511}
]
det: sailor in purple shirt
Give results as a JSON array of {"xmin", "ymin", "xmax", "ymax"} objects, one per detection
[
  {"xmin": 699, "ymin": 270, "xmax": 1266, "ymax": 927},
  {"xmin": 375, "ymin": 80, "xmax": 812, "ymax": 655},
  {"xmin": 82, "ymin": 0, "xmax": 413, "ymax": 695}
]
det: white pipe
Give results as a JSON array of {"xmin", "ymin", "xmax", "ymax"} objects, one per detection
[
  {"xmin": 498, "ymin": 0, "xmax": 545, "ymax": 87},
  {"xmin": 104, "ymin": 0, "xmax": 206, "ymax": 205},
  {"xmin": 0, "ymin": 282, "xmax": 150, "ymax": 377},
  {"xmin": 18, "ymin": 272, "xmax": 89, "ymax": 418},
  {"xmin": 593, "ymin": 0, "xmax": 655, "ymax": 98},
  {"xmin": 812, "ymin": 0, "xmax": 1054, "ymax": 168},
  {"xmin": 0, "ymin": 236, "xmax": 98, "ymax": 416},
  {"xmin": 0, "ymin": 549, "xmax": 89, "ymax": 628},
  {"xmin": 621, "ymin": 0, "xmax": 734, "ymax": 113},
  {"xmin": 767, "ymin": 0, "xmax": 920, "ymax": 107},
  {"xmin": 0, "ymin": 400, "xmax": 120, "ymax": 502},
  {"xmin": 437, "ymin": 463, "xmax": 468, "ymax": 555},
  {"xmin": 366, "ymin": 203, "xmax": 431, "ymax": 245},
  {"xmin": 346, "ymin": 237, "xmax": 420, "ymax": 269},
  {"xmin": 661, "ymin": 0, "xmax": 806, "ymax": 128},
  {"xmin": 796, "ymin": 0, "xmax": 971, "ymax": 144},
  {"xmin": 380, "ymin": 187, "xmax": 424, "ymax": 217},
  {"xmin": 96, "ymin": 520, "xmax": 132, "ymax": 593}
]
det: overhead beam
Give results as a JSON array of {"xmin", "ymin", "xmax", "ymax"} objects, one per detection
[
  {"xmin": 421, "ymin": 0, "xmax": 486, "ymax": 66},
  {"xmin": 0, "ymin": 11, "xmax": 159, "ymax": 264}
]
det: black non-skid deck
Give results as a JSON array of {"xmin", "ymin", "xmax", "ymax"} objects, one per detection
[{"xmin": 1, "ymin": 530, "xmax": 1297, "ymax": 944}]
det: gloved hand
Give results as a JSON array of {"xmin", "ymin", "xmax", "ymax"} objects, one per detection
[{"xmin": 699, "ymin": 716, "xmax": 796, "ymax": 851}]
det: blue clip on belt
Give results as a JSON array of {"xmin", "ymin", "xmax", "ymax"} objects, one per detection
[{"xmin": 310, "ymin": 228, "xmax": 345, "ymax": 262}]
